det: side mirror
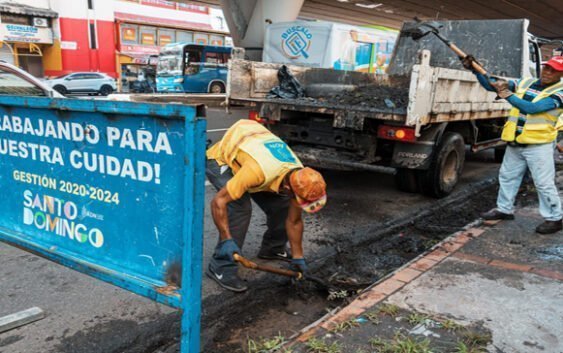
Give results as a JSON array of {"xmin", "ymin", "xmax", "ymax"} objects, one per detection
[{"xmin": 65, "ymin": 77, "xmax": 71, "ymax": 81}]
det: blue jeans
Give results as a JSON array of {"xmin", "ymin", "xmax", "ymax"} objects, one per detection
[{"xmin": 497, "ymin": 143, "xmax": 562, "ymax": 221}]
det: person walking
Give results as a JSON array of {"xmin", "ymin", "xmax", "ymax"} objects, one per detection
[
  {"xmin": 206, "ymin": 119, "xmax": 327, "ymax": 292},
  {"xmin": 462, "ymin": 56, "xmax": 563, "ymax": 234}
]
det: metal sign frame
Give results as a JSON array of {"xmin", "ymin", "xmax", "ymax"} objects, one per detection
[{"xmin": 0, "ymin": 96, "xmax": 206, "ymax": 353}]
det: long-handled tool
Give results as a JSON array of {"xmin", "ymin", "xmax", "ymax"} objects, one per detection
[
  {"xmin": 233, "ymin": 253, "xmax": 303, "ymax": 279},
  {"xmin": 403, "ymin": 19, "xmax": 489, "ymax": 76},
  {"xmin": 233, "ymin": 254, "xmax": 331, "ymax": 290}
]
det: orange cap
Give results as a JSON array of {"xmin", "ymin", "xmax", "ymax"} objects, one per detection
[{"xmin": 289, "ymin": 167, "xmax": 327, "ymax": 213}]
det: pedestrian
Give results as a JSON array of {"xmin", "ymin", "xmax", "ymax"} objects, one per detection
[
  {"xmin": 206, "ymin": 119, "xmax": 327, "ymax": 292},
  {"xmin": 462, "ymin": 56, "xmax": 563, "ymax": 234}
]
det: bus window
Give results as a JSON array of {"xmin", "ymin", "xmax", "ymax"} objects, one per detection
[
  {"xmin": 184, "ymin": 48, "xmax": 202, "ymax": 76},
  {"xmin": 205, "ymin": 52, "xmax": 219, "ymax": 67},
  {"xmin": 219, "ymin": 53, "xmax": 231, "ymax": 64}
]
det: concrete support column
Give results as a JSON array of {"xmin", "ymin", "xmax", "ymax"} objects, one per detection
[{"xmin": 220, "ymin": 0, "xmax": 304, "ymax": 60}]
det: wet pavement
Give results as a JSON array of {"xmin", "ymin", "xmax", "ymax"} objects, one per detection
[{"xmin": 282, "ymin": 187, "xmax": 563, "ymax": 353}]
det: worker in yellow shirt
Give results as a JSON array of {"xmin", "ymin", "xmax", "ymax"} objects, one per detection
[{"xmin": 206, "ymin": 119, "xmax": 327, "ymax": 292}]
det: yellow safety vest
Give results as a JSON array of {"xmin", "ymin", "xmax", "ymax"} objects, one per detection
[
  {"xmin": 214, "ymin": 120, "xmax": 303, "ymax": 192},
  {"xmin": 501, "ymin": 79, "xmax": 563, "ymax": 144}
]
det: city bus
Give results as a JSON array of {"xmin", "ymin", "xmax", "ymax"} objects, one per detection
[{"xmin": 156, "ymin": 43, "xmax": 232, "ymax": 93}]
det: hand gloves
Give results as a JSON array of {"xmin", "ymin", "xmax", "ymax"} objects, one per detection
[
  {"xmin": 490, "ymin": 79, "xmax": 513, "ymax": 99},
  {"xmin": 216, "ymin": 239, "xmax": 240, "ymax": 262},
  {"xmin": 460, "ymin": 55, "xmax": 480, "ymax": 71},
  {"xmin": 290, "ymin": 258, "xmax": 308, "ymax": 275}
]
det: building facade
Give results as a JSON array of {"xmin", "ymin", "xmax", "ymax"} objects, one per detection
[
  {"xmin": 0, "ymin": 0, "xmax": 229, "ymax": 82},
  {"xmin": 0, "ymin": 0, "xmax": 58, "ymax": 77}
]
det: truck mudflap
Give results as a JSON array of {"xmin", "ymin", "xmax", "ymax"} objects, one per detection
[{"xmin": 391, "ymin": 141, "xmax": 435, "ymax": 169}]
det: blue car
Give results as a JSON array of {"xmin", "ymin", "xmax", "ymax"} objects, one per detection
[{"xmin": 156, "ymin": 43, "xmax": 232, "ymax": 93}]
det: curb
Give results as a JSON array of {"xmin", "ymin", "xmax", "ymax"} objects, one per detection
[{"xmin": 289, "ymin": 225, "xmax": 487, "ymax": 344}]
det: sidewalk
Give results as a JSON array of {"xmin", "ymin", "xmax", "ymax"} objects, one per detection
[{"xmin": 286, "ymin": 205, "xmax": 563, "ymax": 352}]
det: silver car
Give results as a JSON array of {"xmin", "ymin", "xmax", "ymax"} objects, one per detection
[{"xmin": 44, "ymin": 72, "xmax": 116, "ymax": 96}]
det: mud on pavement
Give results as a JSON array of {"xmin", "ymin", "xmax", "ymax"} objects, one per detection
[{"xmin": 201, "ymin": 185, "xmax": 500, "ymax": 353}]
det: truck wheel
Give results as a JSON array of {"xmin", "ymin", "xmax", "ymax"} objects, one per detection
[
  {"xmin": 395, "ymin": 168, "xmax": 419, "ymax": 193},
  {"xmin": 494, "ymin": 147, "xmax": 506, "ymax": 163},
  {"xmin": 418, "ymin": 132, "xmax": 465, "ymax": 198}
]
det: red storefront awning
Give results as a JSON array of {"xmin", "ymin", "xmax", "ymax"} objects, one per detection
[{"xmin": 114, "ymin": 12, "xmax": 214, "ymax": 31}]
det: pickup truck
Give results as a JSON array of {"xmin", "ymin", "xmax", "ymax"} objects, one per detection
[{"xmin": 227, "ymin": 19, "xmax": 546, "ymax": 197}]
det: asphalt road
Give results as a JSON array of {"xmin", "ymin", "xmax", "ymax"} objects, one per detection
[{"xmin": 0, "ymin": 107, "xmax": 501, "ymax": 353}]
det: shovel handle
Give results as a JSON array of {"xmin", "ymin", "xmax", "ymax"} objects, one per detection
[
  {"xmin": 233, "ymin": 254, "xmax": 303, "ymax": 279},
  {"xmin": 449, "ymin": 43, "xmax": 488, "ymax": 75}
]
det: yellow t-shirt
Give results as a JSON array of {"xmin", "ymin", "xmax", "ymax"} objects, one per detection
[{"xmin": 207, "ymin": 144, "xmax": 289, "ymax": 200}]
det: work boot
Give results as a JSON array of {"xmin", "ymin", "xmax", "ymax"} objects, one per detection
[
  {"xmin": 535, "ymin": 220, "xmax": 563, "ymax": 234},
  {"xmin": 206, "ymin": 265, "xmax": 248, "ymax": 293},
  {"xmin": 480, "ymin": 209, "xmax": 515, "ymax": 221},
  {"xmin": 257, "ymin": 247, "xmax": 292, "ymax": 262}
]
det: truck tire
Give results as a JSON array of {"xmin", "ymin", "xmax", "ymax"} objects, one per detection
[
  {"xmin": 395, "ymin": 168, "xmax": 419, "ymax": 193},
  {"xmin": 418, "ymin": 132, "xmax": 465, "ymax": 198}
]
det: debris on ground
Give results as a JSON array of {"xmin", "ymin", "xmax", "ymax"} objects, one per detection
[{"xmin": 205, "ymin": 186, "xmax": 498, "ymax": 352}]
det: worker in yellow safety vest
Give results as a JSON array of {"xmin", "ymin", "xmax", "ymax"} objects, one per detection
[
  {"xmin": 206, "ymin": 119, "xmax": 327, "ymax": 292},
  {"xmin": 462, "ymin": 56, "xmax": 563, "ymax": 234}
]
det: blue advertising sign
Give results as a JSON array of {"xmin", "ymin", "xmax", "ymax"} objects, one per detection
[{"xmin": 0, "ymin": 96, "xmax": 206, "ymax": 353}]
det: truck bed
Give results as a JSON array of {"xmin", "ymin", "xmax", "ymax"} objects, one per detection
[{"xmin": 227, "ymin": 52, "xmax": 512, "ymax": 132}]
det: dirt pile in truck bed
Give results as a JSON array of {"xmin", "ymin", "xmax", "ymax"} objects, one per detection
[{"xmin": 312, "ymin": 84, "xmax": 409, "ymax": 110}]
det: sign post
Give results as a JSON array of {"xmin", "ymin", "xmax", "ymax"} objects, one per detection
[{"xmin": 0, "ymin": 96, "xmax": 206, "ymax": 352}]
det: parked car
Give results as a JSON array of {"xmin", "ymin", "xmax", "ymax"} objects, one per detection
[
  {"xmin": 0, "ymin": 61, "xmax": 63, "ymax": 98},
  {"xmin": 44, "ymin": 72, "xmax": 116, "ymax": 96}
]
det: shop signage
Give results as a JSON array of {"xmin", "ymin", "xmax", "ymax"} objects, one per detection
[
  {"xmin": 61, "ymin": 41, "xmax": 77, "ymax": 50},
  {"xmin": 121, "ymin": 44, "xmax": 160, "ymax": 55},
  {"xmin": 0, "ymin": 24, "xmax": 53, "ymax": 44}
]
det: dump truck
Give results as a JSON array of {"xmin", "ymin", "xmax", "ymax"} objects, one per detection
[{"xmin": 227, "ymin": 19, "xmax": 546, "ymax": 197}]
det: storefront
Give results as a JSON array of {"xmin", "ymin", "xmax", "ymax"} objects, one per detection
[
  {"xmin": 0, "ymin": 3, "xmax": 58, "ymax": 77},
  {"xmin": 115, "ymin": 15, "xmax": 229, "ymax": 92}
]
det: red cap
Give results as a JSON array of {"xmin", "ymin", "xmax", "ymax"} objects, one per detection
[{"xmin": 545, "ymin": 56, "xmax": 563, "ymax": 72}]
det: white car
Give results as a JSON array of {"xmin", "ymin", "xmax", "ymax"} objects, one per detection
[
  {"xmin": 0, "ymin": 61, "xmax": 64, "ymax": 98},
  {"xmin": 45, "ymin": 72, "xmax": 116, "ymax": 96}
]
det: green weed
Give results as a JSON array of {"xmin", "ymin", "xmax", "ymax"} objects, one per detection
[
  {"xmin": 378, "ymin": 303, "xmax": 400, "ymax": 317},
  {"xmin": 247, "ymin": 334, "xmax": 289, "ymax": 353},
  {"xmin": 305, "ymin": 338, "xmax": 341, "ymax": 353},
  {"xmin": 439, "ymin": 319, "xmax": 464, "ymax": 332},
  {"xmin": 461, "ymin": 331, "xmax": 492, "ymax": 347},
  {"xmin": 369, "ymin": 337, "xmax": 391, "ymax": 352},
  {"xmin": 327, "ymin": 290, "xmax": 349, "ymax": 301},
  {"xmin": 369, "ymin": 334, "xmax": 431, "ymax": 353},
  {"xmin": 407, "ymin": 313, "xmax": 430, "ymax": 326},
  {"xmin": 455, "ymin": 341, "xmax": 486, "ymax": 353},
  {"xmin": 364, "ymin": 312, "xmax": 381, "ymax": 325},
  {"xmin": 391, "ymin": 334, "xmax": 432, "ymax": 353},
  {"xmin": 330, "ymin": 319, "xmax": 359, "ymax": 333}
]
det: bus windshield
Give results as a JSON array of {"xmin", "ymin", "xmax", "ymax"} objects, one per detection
[{"xmin": 157, "ymin": 47, "xmax": 183, "ymax": 77}]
